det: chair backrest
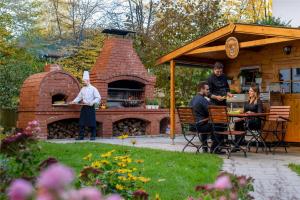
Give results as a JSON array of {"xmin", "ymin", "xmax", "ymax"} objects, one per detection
[
  {"xmin": 208, "ymin": 106, "xmax": 229, "ymax": 124},
  {"xmin": 268, "ymin": 106, "xmax": 291, "ymax": 122},
  {"xmin": 177, "ymin": 107, "xmax": 196, "ymax": 124}
]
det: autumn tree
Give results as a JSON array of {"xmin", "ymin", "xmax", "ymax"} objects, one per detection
[
  {"xmin": 0, "ymin": 0, "xmax": 45, "ymax": 109},
  {"xmin": 133, "ymin": 0, "xmax": 222, "ymax": 107},
  {"xmin": 221, "ymin": 0, "xmax": 272, "ymax": 23}
]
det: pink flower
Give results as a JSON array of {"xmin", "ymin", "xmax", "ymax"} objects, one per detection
[
  {"xmin": 78, "ymin": 187, "xmax": 102, "ymax": 200},
  {"xmin": 7, "ymin": 179, "xmax": 33, "ymax": 200},
  {"xmin": 35, "ymin": 127, "xmax": 41, "ymax": 133},
  {"xmin": 219, "ymin": 196, "xmax": 227, "ymax": 200},
  {"xmin": 36, "ymin": 192, "xmax": 54, "ymax": 200},
  {"xmin": 106, "ymin": 194, "xmax": 122, "ymax": 200},
  {"xmin": 37, "ymin": 164, "xmax": 74, "ymax": 191},
  {"xmin": 214, "ymin": 175, "xmax": 232, "ymax": 190},
  {"xmin": 238, "ymin": 176, "xmax": 247, "ymax": 186},
  {"xmin": 31, "ymin": 120, "xmax": 39, "ymax": 126}
]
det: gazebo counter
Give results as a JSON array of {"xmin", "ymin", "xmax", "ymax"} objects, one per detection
[{"xmin": 224, "ymin": 40, "xmax": 300, "ymax": 142}]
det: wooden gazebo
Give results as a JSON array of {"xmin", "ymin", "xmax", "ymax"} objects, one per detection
[{"xmin": 156, "ymin": 23, "xmax": 300, "ymax": 142}]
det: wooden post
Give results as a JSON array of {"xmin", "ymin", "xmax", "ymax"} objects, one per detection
[{"xmin": 170, "ymin": 60, "xmax": 176, "ymax": 143}]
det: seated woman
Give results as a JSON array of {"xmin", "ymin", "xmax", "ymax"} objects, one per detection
[{"xmin": 235, "ymin": 84, "xmax": 263, "ymax": 145}]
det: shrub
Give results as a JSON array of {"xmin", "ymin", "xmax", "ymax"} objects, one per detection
[
  {"xmin": 0, "ymin": 120, "xmax": 41, "ymax": 198},
  {"xmin": 78, "ymin": 150, "xmax": 150, "ymax": 199}
]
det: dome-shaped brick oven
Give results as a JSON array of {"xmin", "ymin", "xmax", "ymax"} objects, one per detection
[{"xmin": 17, "ymin": 64, "xmax": 82, "ymax": 139}]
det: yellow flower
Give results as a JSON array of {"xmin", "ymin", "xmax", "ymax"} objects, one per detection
[
  {"xmin": 118, "ymin": 176, "xmax": 127, "ymax": 181},
  {"xmin": 83, "ymin": 153, "xmax": 92, "ymax": 161},
  {"xmin": 127, "ymin": 173, "xmax": 137, "ymax": 181},
  {"xmin": 121, "ymin": 157, "xmax": 132, "ymax": 163},
  {"xmin": 100, "ymin": 160, "xmax": 110, "ymax": 165},
  {"xmin": 117, "ymin": 162, "xmax": 127, "ymax": 168},
  {"xmin": 91, "ymin": 161, "xmax": 101, "ymax": 168},
  {"xmin": 138, "ymin": 176, "xmax": 150, "ymax": 183},
  {"xmin": 135, "ymin": 159, "xmax": 144, "ymax": 163},
  {"xmin": 155, "ymin": 193, "xmax": 161, "ymax": 200},
  {"xmin": 116, "ymin": 184, "xmax": 125, "ymax": 191},
  {"xmin": 131, "ymin": 167, "xmax": 137, "ymax": 171},
  {"xmin": 131, "ymin": 139, "xmax": 137, "ymax": 145},
  {"xmin": 116, "ymin": 169, "xmax": 132, "ymax": 174},
  {"xmin": 117, "ymin": 134, "xmax": 128, "ymax": 140},
  {"xmin": 101, "ymin": 152, "xmax": 112, "ymax": 158}
]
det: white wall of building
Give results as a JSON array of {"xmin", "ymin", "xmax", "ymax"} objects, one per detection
[{"xmin": 273, "ymin": 0, "xmax": 300, "ymax": 27}]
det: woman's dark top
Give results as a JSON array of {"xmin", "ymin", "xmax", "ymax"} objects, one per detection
[
  {"xmin": 244, "ymin": 99, "xmax": 263, "ymax": 113},
  {"xmin": 235, "ymin": 99, "xmax": 263, "ymax": 131}
]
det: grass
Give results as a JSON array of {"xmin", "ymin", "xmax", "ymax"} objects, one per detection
[
  {"xmin": 288, "ymin": 163, "xmax": 300, "ymax": 176},
  {"xmin": 37, "ymin": 142, "xmax": 222, "ymax": 200}
]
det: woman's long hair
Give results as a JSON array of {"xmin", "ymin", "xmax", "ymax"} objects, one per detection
[{"xmin": 249, "ymin": 84, "xmax": 259, "ymax": 104}]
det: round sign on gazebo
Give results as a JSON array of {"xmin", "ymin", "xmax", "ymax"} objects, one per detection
[{"xmin": 225, "ymin": 37, "xmax": 239, "ymax": 59}]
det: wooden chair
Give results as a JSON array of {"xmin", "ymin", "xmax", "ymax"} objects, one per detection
[
  {"xmin": 208, "ymin": 105, "xmax": 247, "ymax": 158},
  {"xmin": 177, "ymin": 107, "xmax": 210, "ymax": 153},
  {"xmin": 262, "ymin": 106, "xmax": 291, "ymax": 153}
]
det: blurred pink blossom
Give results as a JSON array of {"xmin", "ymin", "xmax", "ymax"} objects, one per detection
[
  {"xmin": 214, "ymin": 175, "xmax": 232, "ymax": 190},
  {"xmin": 7, "ymin": 179, "xmax": 33, "ymax": 200},
  {"xmin": 37, "ymin": 164, "xmax": 74, "ymax": 191},
  {"xmin": 106, "ymin": 194, "xmax": 122, "ymax": 200},
  {"xmin": 78, "ymin": 187, "xmax": 102, "ymax": 200}
]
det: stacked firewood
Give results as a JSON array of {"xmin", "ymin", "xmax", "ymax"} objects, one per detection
[
  {"xmin": 113, "ymin": 119, "xmax": 147, "ymax": 136},
  {"xmin": 47, "ymin": 120, "xmax": 100, "ymax": 139}
]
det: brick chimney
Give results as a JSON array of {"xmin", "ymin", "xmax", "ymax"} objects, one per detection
[{"xmin": 90, "ymin": 30, "xmax": 156, "ymax": 103}]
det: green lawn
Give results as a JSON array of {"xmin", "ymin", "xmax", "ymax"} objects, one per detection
[
  {"xmin": 288, "ymin": 163, "xmax": 300, "ymax": 176},
  {"xmin": 38, "ymin": 142, "xmax": 222, "ymax": 200}
]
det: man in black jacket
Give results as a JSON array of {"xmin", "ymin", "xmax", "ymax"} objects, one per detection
[
  {"xmin": 189, "ymin": 82, "xmax": 222, "ymax": 153},
  {"xmin": 207, "ymin": 62, "xmax": 233, "ymax": 105}
]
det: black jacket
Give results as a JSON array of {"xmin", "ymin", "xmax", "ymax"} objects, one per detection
[
  {"xmin": 189, "ymin": 94, "xmax": 210, "ymax": 122},
  {"xmin": 207, "ymin": 74, "xmax": 230, "ymax": 105}
]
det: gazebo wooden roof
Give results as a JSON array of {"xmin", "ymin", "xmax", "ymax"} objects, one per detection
[
  {"xmin": 156, "ymin": 23, "xmax": 300, "ymax": 67},
  {"xmin": 155, "ymin": 23, "xmax": 300, "ymax": 140}
]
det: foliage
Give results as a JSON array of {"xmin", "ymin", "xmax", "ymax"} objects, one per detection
[
  {"xmin": 190, "ymin": 172, "xmax": 254, "ymax": 200},
  {"xmin": 0, "ymin": 0, "xmax": 45, "ymax": 109},
  {"xmin": 145, "ymin": 98, "xmax": 159, "ymax": 105},
  {"xmin": 288, "ymin": 163, "xmax": 300, "ymax": 176},
  {"xmin": 79, "ymin": 150, "xmax": 150, "ymax": 199},
  {"xmin": 0, "ymin": 50, "xmax": 44, "ymax": 109},
  {"xmin": 6, "ymin": 163, "xmax": 122, "ymax": 200},
  {"xmin": 37, "ymin": 142, "xmax": 222, "ymax": 199},
  {"xmin": 255, "ymin": 16, "xmax": 291, "ymax": 27},
  {"xmin": 222, "ymin": 0, "xmax": 272, "ymax": 23},
  {"xmin": 0, "ymin": 120, "xmax": 41, "ymax": 199},
  {"xmin": 58, "ymin": 32, "xmax": 105, "ymax": 82},
  {"xmin": 134, "ymin": 0, "xmax": 220, "ymax": 107}
]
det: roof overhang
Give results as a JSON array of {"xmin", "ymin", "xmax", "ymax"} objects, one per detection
[{"xmin": 156, "ymin": 23, "xmax": 300, "ymax": 66}]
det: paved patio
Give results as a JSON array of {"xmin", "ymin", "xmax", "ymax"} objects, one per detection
[{"xmin": 50, "ymin": 136, "xmax": 300, "ymax": 200}]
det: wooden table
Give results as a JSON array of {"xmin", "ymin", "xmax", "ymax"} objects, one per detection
[
  {"xmin": 228, "ymin": 112, "xmax": 269, "ymax": 118},
  {"xmin": 228, "ymin": 112, "xmax": 269, "ymax": 153}
]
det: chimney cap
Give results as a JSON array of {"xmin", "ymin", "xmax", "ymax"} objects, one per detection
[{"xmin": 102, "ymin": 29, "xmax": 136, "ymax": 36}]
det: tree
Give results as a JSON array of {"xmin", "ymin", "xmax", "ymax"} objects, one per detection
[
  {"xmin": 133, "ymin": 0, "xmax": 222, "ymax": 106},
  {"xmin": 40, "ymin": 0, "xmax": 105, "ymax": 46},
  {"xmin": 58, "ymin": 30, "xmax": 105, "ymax": 81},
  {"xmin": 0, "ymin": 0, "xmax": 45, "ymax": 109},
  {"xmin": 255, "ymin": 16, "xmax": 291, "ymax": 27},
  {"xmin": 221, "ymin": 0, "xmax": 272, "ymax": 23}
]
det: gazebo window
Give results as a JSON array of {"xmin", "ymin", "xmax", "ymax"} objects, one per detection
[{"xmin": 279, "ymin": 68, "xmax": 300, "ymax": 93}]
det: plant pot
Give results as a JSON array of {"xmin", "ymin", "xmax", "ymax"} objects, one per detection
[
  {"xmin": 146, "ymin": 105, "xmax": 152, "ymax": 109},
  {"xmin": 153, "ymin": 105, "xmax": 159, "ymax": 109}
]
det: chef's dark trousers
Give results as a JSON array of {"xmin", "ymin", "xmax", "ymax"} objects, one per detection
[{"xmin": 79, "ymin": 126, "xmax": 96, "ymax": 139}]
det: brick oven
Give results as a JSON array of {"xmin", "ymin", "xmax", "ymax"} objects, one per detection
[{"xmin": 17, "ymin": 29, "xmax": 181, "ymax": 139}]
